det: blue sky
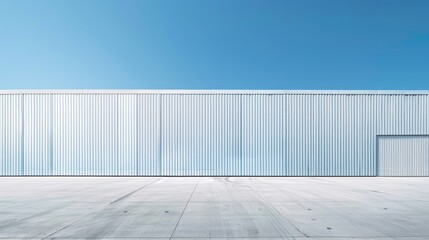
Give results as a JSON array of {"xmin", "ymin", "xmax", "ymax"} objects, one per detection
[{"xmin": 0, "ymin": 0, "xmax": 428, "ymax": 90}]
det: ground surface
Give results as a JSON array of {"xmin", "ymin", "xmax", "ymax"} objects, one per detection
[{"xmin": 1, "ymin": 177, "xmax": 429, "ymax": 239}]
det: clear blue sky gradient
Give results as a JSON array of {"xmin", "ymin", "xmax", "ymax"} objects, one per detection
[{"xmin": 0, "ymin": 0, "xmax": 428, "ymax": 89}]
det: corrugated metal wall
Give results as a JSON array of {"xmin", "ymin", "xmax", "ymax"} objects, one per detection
[
  {"xmin": 0, "ymin": 94, "xmax": 21, "ymax": 175},
  {"xmin": 161, "ymin": 94, "xmax": 241, "ymax": 175},
  {"xmin": 378, "ymin": 136, "xmax": 429, "ymax": 176},
  {"xmin": 53, "ymin": 94, "xmax": 137, "ymax": 175},
  {"xmin": 1, "ymin": 91, "xmax": 428, "ymax": 176}
]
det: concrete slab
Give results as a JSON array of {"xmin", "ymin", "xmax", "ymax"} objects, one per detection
[
  {"xmin": 0, "ymin": 177, "xmax": 428, "ymax": 239},
  {"xmin": 50, "ymin": 202, "xmax": 186, "ymax": 238},
  {"xmin": 172, "ymin": 201, "xmax": 302, "ymax": 238}
]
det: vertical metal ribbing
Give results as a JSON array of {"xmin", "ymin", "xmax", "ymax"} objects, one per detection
[
  {"xmin": 136, "ymin": 94, "xmax": 139, "ymax": 175},
  {"xmin": 50, "ymin": 93, "xmax": 54, "ymax": 175},
  {"xmin": 20, "ymin": 93, "xmax": 24, "ymax": 175},
  {"xmin": 116, "ymin": 94, "xmax": 119, "ymax": 175},
  {"xmin": 159, "ymin": 93, "xmax": 162, "ymax": 175},
  {"xmin": 239, "ymin": 94, "xmax": 243, "ymax": 175},
  {"xmin": 375, "ymin": 95, "xmax": 380, "ymax": 176}
]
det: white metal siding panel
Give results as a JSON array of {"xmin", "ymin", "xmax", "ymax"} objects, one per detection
[
  {"xmin": 377, "ymin": 95, "xmax": 429, "ymax": 135},
  {"xmin": 117, "ymin": 94, "xmax": 137, "ymax": 175},
  {"xmin": 53, "ymin": 94, "xmax": 136, "ymax": 175},
  {"xmin": 242, "ymin": 94, "xmax": 287, "ymax": 175},
  {"xmin": 23, "ymin": 94, "xmax": 51, "ymax": 175},
  {"xmin": 241, "ymin": 94, "xmax": 379, "ymax": 176},
  {"xmin": 309, "ymin": 95, "xmax": 378, "ymax": 176},
  {"xmin": 161, "ymin": 94, "xmax": 241, "ymax": 176},
  {"xmin": 137, "ymin": 94, "xmax": 160, "ymax": 175},
  {"xmin": 0, "ymin": 94, "xmax": 21, "ymax": 175},
  {"xmin": 378, "ymin": 136, "xmax": 429, "ymax": 176}
]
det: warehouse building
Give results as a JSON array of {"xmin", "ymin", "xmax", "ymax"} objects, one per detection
[{"xmin": 0, "ymin": 90, "xmax": 428, "ymax": 176}]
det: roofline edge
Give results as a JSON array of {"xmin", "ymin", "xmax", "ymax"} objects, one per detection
[{"xmin": 0, "ymin": 89, "xmax": 429, "ymax": 95}]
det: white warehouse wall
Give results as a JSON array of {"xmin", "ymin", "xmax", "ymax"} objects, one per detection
[{"xmin": 1, "ymin": 90, "xmax": 428, "ymax": 176}]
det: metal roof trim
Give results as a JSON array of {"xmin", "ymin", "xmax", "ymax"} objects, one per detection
[{"xmin": 0, "ymin": 89, "xmax": 429, "ymax": 95}]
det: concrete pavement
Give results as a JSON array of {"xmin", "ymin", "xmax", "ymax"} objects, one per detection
[{"xmin": 1, "ymin": 177, "xmax": 429, "ymax": 239}]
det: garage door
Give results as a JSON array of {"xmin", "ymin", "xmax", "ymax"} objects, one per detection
[{"xmin": 378, "ymin": 136, "xmax": 429, "ymax": 176}]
